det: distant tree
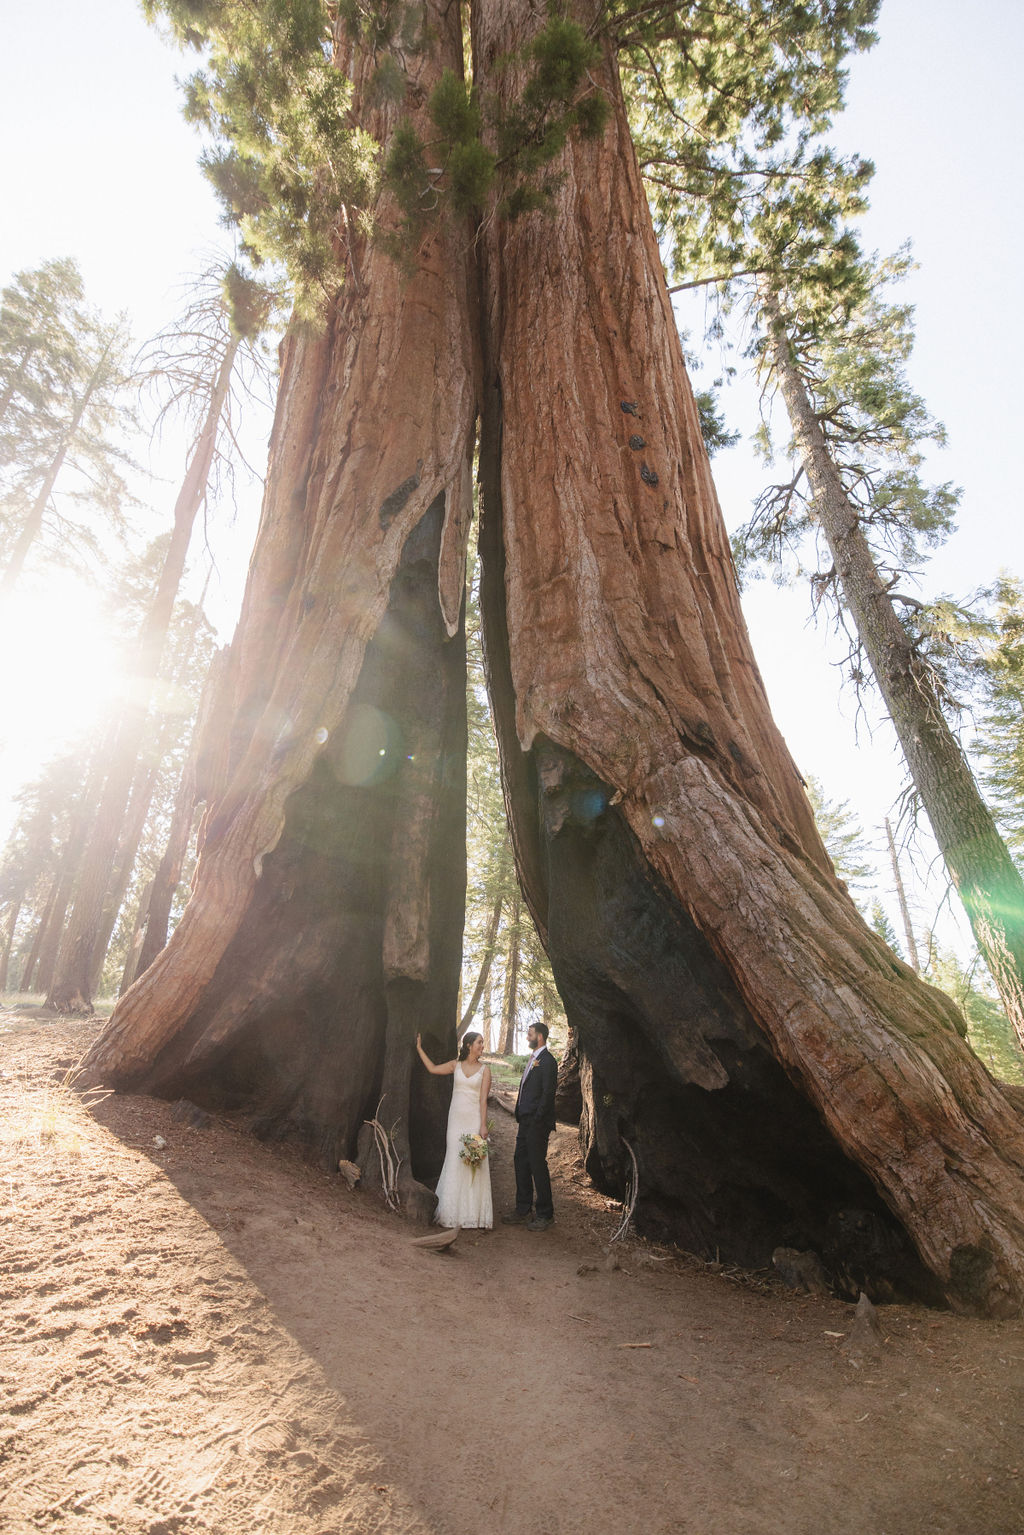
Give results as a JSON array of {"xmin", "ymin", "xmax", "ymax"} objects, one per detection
[
  {"xmin": 0, "ymin": 763, "xmax": 71, "ymax": 990},
  {"xmin": 0, "ymin": 753, "xmax": 86, "ymax": 992},
  {"xmin": 868, "ymin": 898, "xmax": 902, "ymax": 958},
  {"xmin": 758, "ymin": 259, "xmax": 1024, "ymax": 1047},
  {"xmin": 920, "ymin": 575, "xmax": 1024, "ymax": 866},
  {"xmin": 925, "ymin": 940, "xmax": 1024, "ymax": 1087},
  {"xmin": 100, "ymin": 601, "xmax": 216, "ymax": 996},
  {"xmin": 973, "ymin": 577, "xmax": 1024, "ymax": 862},
  {"xmin": 882, "ymin": 814, "xmax": 921, "ymax": 972},
  {"xmin": 125, "ymin": 643, "xmax": 227, "ymax": 988},
  {"xmin": 46, "ymin": 261, "xmax": 277, "ymax": 1014},
  {"xmin": 804, "ymin": 773, "xmax": 875, "ymax": 907},
  {"xmin": 655, "ymin": 126, "xmax": 1024, "ymax": 1050},
  {"xmin": 461, "ymin": 550, "xmax": 566, "ymax": 1052},
  {"xmin": 0, "ymin": 262, "xmax": 137, "ymax": 591},
  {"xmin": 0, "ymin": 258, "xmax": 86, "ymax": 450}
]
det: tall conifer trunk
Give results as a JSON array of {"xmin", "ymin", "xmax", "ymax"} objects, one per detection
[
  {"xmin": 498, "ymin": 886, "xmax": 522, "ymax": 1053},
  {"xmin": 472, "ymin": 0, "xmax": 1024, "ymax": 1314},
  {"xmin": 80, "ymin": 0, "xmax": 480, "ymax": 1208},
  {"xmin": 763, "ymin": 291, "xmax": 1024, "ymax": 1046},
  {"xmin": 0, "ymin": 900, "xmax": 21, "ymax": 991}
]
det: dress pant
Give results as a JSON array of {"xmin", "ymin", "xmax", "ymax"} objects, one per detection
[{"xmin": 513, "ymin": 1114, "xmax": 553, "ymax": 1219}]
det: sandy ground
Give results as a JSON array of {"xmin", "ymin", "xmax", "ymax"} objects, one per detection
[{"xmin": 1, "ymin": 1013, "xmax": 1023, "ymax": 1535}]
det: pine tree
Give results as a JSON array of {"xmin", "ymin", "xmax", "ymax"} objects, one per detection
[
  {"xmin": 925, "ymin": 941, "xmax": 1024, "ymax": 1087},
  {"xmin": 0, "ymin": 258, "xmax": 86, "ymax": 450},
  {"xmin": 868, "ymin": 898, "xmax": 902, "ymax": 958},
  {"xmin": 0, "ymin": 264, "xmax": 137, "ymax": 591},
  {"xmin": 803, "ymin": 773, "xmax": 875, "ymax": 908},
  {"xmin": 923, "ymin": 575, "xmax": 1024, "ymax": 865},
  {"xmin": 46, "ymin": 261, "xmax": 277, "ymax": 1013},
  {"xmin": 645, "ymin": 85, "xmax": 1024, "ymax": 1046},
  {"xmin": 752, "ymin": 267, "xmax": 1024, "ymax": 1049}
]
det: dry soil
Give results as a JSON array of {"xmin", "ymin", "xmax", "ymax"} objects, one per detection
[{"xmin": 1, "ymin": 1012, "xmax": 1022, "ymax": 1535}]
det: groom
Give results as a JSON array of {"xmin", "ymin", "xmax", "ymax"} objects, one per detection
[{"xmin": 502, "ymin": 1021, "xmax": 558, "ymax": 1232}]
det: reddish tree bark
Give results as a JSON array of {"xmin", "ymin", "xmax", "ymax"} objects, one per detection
[
  {"xmin": 472, "ymin": 0, "xmax": 1024, "ymax": 1314},
  {"xmin": 80, "ymin": 0, "xmax": 480, "ymax": 1212}
]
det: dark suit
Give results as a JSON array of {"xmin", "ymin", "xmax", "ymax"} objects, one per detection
[{"xmin": 513, "ymin": 1046, "xmax": 558, "ymax": 1220}]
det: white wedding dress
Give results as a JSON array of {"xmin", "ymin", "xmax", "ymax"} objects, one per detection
[{"xmin": 433, "ymin": 1064, "xmax": 493, "ymax": 1229}]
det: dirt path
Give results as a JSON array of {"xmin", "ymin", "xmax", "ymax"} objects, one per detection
[{"xmin": 1, "ymin": 1015, "xmax": 1022, "ymax": 1535}]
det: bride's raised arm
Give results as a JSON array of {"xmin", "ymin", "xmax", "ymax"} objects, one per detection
[{"xmin": 415, "ymin": 1034, "xmax": 456, "ymax": 1075}]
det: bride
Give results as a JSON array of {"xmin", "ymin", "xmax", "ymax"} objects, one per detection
[{"xmin": 415, "ymin": 1031, "xmax": 493, "ymax": 1230}]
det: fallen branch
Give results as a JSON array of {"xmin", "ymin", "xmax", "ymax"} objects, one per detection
[
  {"xmin": 364, "ymin": 1099, "xmax": 402, "ymax": 1212},
  {"xmin": 610, "ymin": 1136, "xmax": 639, "ymax": 1243}
]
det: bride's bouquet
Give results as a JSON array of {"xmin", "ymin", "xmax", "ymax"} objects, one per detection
[{"xmin": 459, "ymin": 1132, "xmax": 490, "ymax": 1177}]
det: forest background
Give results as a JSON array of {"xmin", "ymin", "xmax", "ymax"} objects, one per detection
[{"xmin": 0, "ymin": 0, "xmax": 1020, "ymax": 1065}]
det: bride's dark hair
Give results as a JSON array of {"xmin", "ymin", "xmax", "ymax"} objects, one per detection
[{"xmin": 458, "ymin": 1031, "xmax": 482, "ymax": 1063}]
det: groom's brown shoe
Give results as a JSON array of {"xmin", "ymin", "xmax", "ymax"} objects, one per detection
[
  {"xmin": 501, "ymin": 1209, "xmax": 531, "ymax": 1224},
  {"xmin": 527, "ymin": 1215, "xmax": 553, "ymax": 1231}
]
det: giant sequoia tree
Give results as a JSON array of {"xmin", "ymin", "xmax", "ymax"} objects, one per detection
[{"xmin": 81, "ymin": 0, "xmax": 1024, "ymax": 1312}]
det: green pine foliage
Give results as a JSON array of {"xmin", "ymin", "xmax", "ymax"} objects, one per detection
[
  {"xmin": 144, "ymin": 0, "xmax": 373, "ymax": 315},
  {"xmin": 619, "ymin": 2, "xmax": 957, "ymax": 636},
  {"xmin": 144, "ymin": 0, "xmax": 613, "ymax": 305},
  {"xmin": 623, "ymin": 1, "xmax": 878, "ymax": 295},
  {"xmin": 0, "ymin": 261, "xmax": 139, "ymax": 586},
  {"xmin": 976, "ymin": 577, "xmax": 1024, "ymax": 861},
  {"xmin": 739, "ymin": 247, "xmax": 961, "ymax": 607},
  {"xmin": 0, "ymin": 258, "xmax": 88, "ymax": 462},
  {"xmin": 925, "ymin": 940, "xmax": 1024, "ymax": 1085},
  {"xmin": 804, "ymin": 773, "xmax": 876, "ymax": 909},
  {"xmin": 868, "ymin": 897, "xmax": 903, "ymax": 959},
  {"xmin": 913, "ymin": 575, "xmax": 1024, "ymax": 862}
]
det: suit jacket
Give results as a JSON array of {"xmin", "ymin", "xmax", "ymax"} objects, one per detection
[{"xmin": 515, "ymin": 1046, "xmax": 558, "ymax": 1131}]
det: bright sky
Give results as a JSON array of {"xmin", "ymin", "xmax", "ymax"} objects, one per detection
[{"xmin": 0, "ymin": 0, "xmax": 1020, "ymax": 957}]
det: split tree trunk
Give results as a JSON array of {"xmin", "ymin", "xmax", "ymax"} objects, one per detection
[
  {"xmin": 79, "ymin": 0, "xmax": 480, "ymax": 1212},
  {"xmin": 763, "ymin": 291, "xmax": 1024, "ymax": 1049},
  {"xmin": 473, "ymin": 0, "xmax": 1024, "ymax": 1315},
  {"xmin": 77, "ymin": 0, "xmax": 1024, "ymax": 1307}
]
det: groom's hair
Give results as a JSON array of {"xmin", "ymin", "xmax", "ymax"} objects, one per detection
[{"xmin": 533, "ymin": 1022, "xmax": 549, "ymax": 1042}]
